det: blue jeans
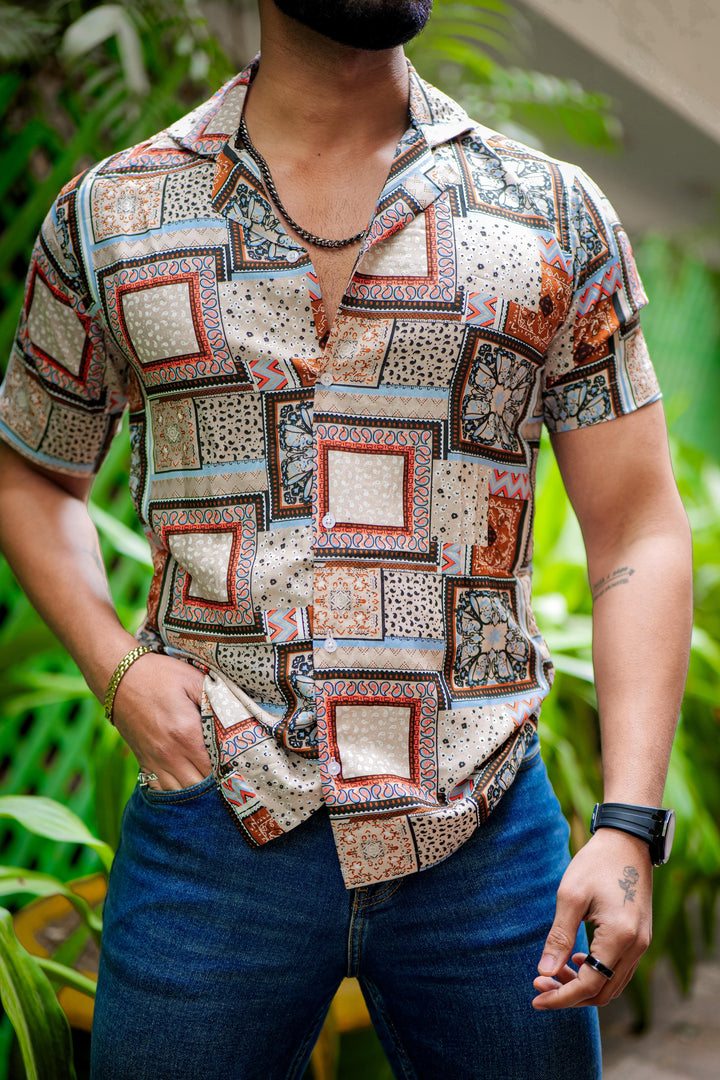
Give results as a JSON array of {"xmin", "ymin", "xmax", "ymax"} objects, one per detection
[{"xmin": 91, "ymin": 739, "xmax": 601, "ymax": 1079}]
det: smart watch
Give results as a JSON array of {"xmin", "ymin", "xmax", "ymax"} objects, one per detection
[{"xmin": 590, "ymin": 802, "xmax": 676, "ymax": 866}]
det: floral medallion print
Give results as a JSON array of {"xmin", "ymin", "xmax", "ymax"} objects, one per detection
[
  {"xmin": 282, "ymin": 652, "xmax": 318, "ymax": 753},
  {"xmin": 454, "ymin": 590, "xmax": 529, "ymax": 688},
  {"xmin": 544, "ymin": 371, "xmax": 613, "ymax": 431},
  {"xmin": 278, "ymin": 400, "xmax": 313, "ymax": 507},
  {"xmin": 461, "ymin": 343, "xmax": 534, "ymax": 456}
]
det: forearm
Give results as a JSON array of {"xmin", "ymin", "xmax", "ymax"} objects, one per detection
[
  {"xmin": 589, "ymin": 520, "xmax": 692, "ymax": 805},
  {"xmin": 0, "ymin": 445, "xmax": 136, "ymax": 700}
]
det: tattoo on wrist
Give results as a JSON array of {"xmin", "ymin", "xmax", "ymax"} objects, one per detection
[
  {"xmin": 591, "ymin": 565, "xmax": 636, "ymax": 602},
  {"xmin": 618, "ymin": 865, "xmax": 640, "ymax": 904}
]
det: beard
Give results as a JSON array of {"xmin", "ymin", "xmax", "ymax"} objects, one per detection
[{"xmin": 272, "ymin": 0, "xmax": 433, "ymax": 50}]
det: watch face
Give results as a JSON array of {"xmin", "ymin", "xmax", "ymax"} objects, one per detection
[
  {"xmin": 660, "ymin": 809, "xmax": 676, "ymax": 863},
  {"xmin": 590, "ymin": 803, "xmax": 600, "ymax": 833}
]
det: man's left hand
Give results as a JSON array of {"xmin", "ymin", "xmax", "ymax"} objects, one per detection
[{"xmin": 532, "ymin": 828, "xmax": 653, "ymax": 1009}]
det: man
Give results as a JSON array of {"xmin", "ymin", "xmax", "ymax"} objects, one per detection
[{"xmin": 0, "ymin": 1, "xmax": 692, "ymax": 1077}]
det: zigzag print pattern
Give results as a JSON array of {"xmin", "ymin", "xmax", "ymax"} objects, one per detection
[
  {"xmin": 221, "ymin": 773, "xmax": 258, "ymax": 806},
  {"xmin": 441, "ymin": 542, "xmax": 466, "ymax": 575},
  {"xmin": 505, "ymin": 697, "xmax": 544, "ymax": 725},
  {"xmin": 576, "ymin": 261, "xmax": 623, "ymax": 315},
  {"xmin": 248, "ymin": 356, "xmax": 288, "ymax": 391},
  {"xmin": 306, "ymin": 270, "xmax": 322, "ymax": 304},
  {"xmin": 489, "ymin": 470, "xmax": 532, "ymax": 499},
  {"xmin": 465, "ymin": 291, "xmax": 497, "ymax": 326},
  {"xmin": 538, "ymin": 236, "xmax": 573, "ymax": 275},
  {"xmin": 264, "ymin": 607, "xmax": 309, "ymax": 642}
]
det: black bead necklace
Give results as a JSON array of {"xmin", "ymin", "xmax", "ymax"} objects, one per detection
[{"xmin": 236, "ymin": 112, "xmax": 367, "ymax": 250}]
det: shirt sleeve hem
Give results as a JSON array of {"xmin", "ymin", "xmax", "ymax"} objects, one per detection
[{"xmin": 0, "ymin": 422, "xmax": 100, "ymax": 479}]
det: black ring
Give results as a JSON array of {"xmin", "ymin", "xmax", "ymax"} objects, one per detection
[{"xmin": 583, "ymin": 953, "xmax": 615, "ymax": 980}]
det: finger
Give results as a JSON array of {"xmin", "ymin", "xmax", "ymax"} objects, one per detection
[
  {"xmin": 142, "ymin": 759, "xmax": 209, "ymax": 793},
  {"xmin": 532, "ymin": 963, "xmax": 609, "ymax": 1010},
  {"xmin": 533, "ymin": 964, "xmax": 578, "ymax": 991},
  {"xmin": 571, "ymin": 952, "xmax": 637, "ymax": 1005},
  {"xmin": 533, "ymin": 976, "xmax": 565, "ymax": 993},
  {"xmin": 538, "ymin": 885, "xmax": 588, "ymax": 976},
  {"xmin": 534, "ymin": 946, "xmax": 638, "ymax": 1010},
  {"xmin": 182, "ymin": 667, "xmax": 206, "ymax": 706}
]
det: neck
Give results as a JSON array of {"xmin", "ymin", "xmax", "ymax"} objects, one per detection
[{"xmin": 248, "ymin": 0, "xmax": 411, "ymax": 154}]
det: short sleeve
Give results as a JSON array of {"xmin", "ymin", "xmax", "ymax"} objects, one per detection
[
  {"xmin": 542, "ymin": 168, "xmax": 661, "ymax": 433},
  {"xmin": 0, "ymin": 174, "xmax": 129, "ymax": 475}
]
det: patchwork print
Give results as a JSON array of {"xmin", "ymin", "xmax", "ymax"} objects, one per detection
[{"xmin": 0, "ymin": 57, "xmax": 659, "ymax": 888}]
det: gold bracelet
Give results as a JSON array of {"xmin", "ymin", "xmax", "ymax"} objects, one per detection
[{"xmin": 103, "ymin": 645, "xmax": 153, "ymax": 723}]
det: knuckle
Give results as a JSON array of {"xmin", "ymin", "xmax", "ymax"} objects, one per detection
[
  {"xmin": 556, "ymin": 882, "xmax": 585, "ymax": 909},
  {"xmin": 545, "ymin": 926, "xmax": 576, "ymax": 953},
  {"xmin": 614, "ymin": 924, "xmax": 636, "ymax": 949},
  {"xmin": 636, "ymin": 927, "xmax": 652, "ymax": 953}
]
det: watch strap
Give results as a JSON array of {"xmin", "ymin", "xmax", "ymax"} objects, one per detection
[{"xmin": 590, "ymin": 802, "xmax": 672, "ymax": 865}]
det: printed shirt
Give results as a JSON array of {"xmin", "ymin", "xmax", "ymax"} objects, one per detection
[{"xmin": 0, "ymin": 60, "xmax": 660, "ymax": 887}]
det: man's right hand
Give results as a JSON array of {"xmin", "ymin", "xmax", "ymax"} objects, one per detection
[
  {"xmin": 111, "ymin": 652, "xmax": 212, "ymax": 792},
  {"xmin": 0, "ymin": 445, "xmax": 214, "ymax": 793}
]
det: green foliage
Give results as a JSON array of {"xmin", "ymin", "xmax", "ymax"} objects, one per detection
[
  {"xmin": 635, "ymin": 235, "xmax": 720, "ymax": 462},
  {"xmin": 0, "ymin": 795, "xmax": 111, "ymax": 1078},
  {"xmin": 0, "ymin": 907, "xmax": 77, "ymax": 1080},
  {"xmin": 406, "ymin": 0, "xmax": 620, "ymax": 149},
  {"xmin": 0, "ymin": 416, "xmax": 150, "ymax": 890},
  {"xmin": 0, "ymin": 797, "xmax": 113, "ymax": 876},
  {"xmin": 0, "ymin": 0, "xmax": 235, "ymax": 366}
]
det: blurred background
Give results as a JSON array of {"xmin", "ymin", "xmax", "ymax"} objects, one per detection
[{"xmin": 0, "ymin": 2, "xmax": 718, "ymax": 1078}]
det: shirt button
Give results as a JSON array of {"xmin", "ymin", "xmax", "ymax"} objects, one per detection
[
  {"xmin": 323, "ymin": 635, "xmax": 337, "ymax": 653},
  {"xmin": 327, "ymin": 759, "xmax": 341, "ymax": 776},
  {"xmin": 321, "ymin": 513, "xmax": 336, "ymax": 529},
  {"xmin": 319, "ymin": 371, "xmax": 333, "ymax": 387}
]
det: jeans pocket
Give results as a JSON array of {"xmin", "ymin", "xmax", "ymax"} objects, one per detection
[{"xmin": 139, "ymin": 773, "xmax": 216, "ymax": 806}]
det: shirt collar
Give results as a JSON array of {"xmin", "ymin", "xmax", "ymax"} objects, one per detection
[
  {"xmin": 166, "ymin": 56, "xmax": 475, "ymax": 162},
  {"xmin": 165, "ymin": 57, "xmax": 476, "ymax": 254}
]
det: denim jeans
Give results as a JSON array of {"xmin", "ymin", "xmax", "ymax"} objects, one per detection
[{"xmin": 91, "ymin": 738, "xmax": 601, "ymax": 1080}]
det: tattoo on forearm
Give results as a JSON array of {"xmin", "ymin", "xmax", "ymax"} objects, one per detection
[
  {"xmin": 618, "ymin": 865, "xmax": 640, "ymax": 904},
  {"xmin": 591, "ymin": 565, "xmax": 636, "ymax": 602}
]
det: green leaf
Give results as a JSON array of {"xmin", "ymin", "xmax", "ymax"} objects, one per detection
[
  {"xmin": 89, "ymin": 500, "xmax": 153, "ymax": 566},
  {"xmin": 0, "ymin": 796, "xmax": 114, "ymax": 873},
  {"xmin": 0, "ymin": 867, "xmax": 103, "ymax": 938},
  {"xmin": 549, "ymin": 654, "xmax": 595, "ymax": 684},
  {"xmin": 36, "ymin": 956, "xmax": 97, "ymax": 999},
  {"xmin": 0, "ymin": 908, "xmax": 77, "ymax": 1080},
  {"xmin": 61, "ymin": 5, "xmax": 150, "ymax": 96}
]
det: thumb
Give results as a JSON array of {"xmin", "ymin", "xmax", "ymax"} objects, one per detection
[
  {"xmin": 182, "ymin": 664, "xmax": 207, "ymax": 705},
  {"xmin": 538, "ymin": 886, "xmax": 586, "ymax": 976}
]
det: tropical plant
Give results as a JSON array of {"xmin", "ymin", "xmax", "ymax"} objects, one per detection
[
  {"xmin": 406, "ymin": 0, "xmax": 620, "ymax": 149},
  {"xmin": 0, "ymin": 796, "xmax": 113, "ymax": 1080},
  {"xmin": 0, "ymin": 0, "xmax": 237, "ymax": 361}
]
